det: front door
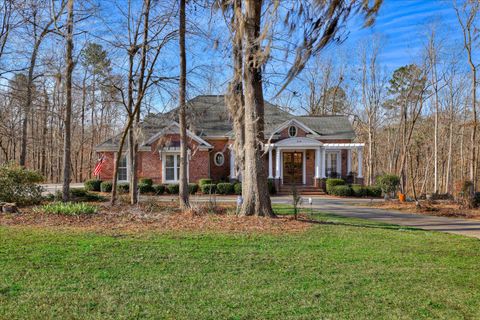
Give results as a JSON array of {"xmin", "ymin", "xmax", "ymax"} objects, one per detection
[{"xmin": 283, "ymin": 152, "xmax": 303, "ymax": 184}]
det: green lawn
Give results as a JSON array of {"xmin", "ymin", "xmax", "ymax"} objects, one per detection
[{"xmin": 1, "ymin": 209, "xmax": 480, "ymax": 319}]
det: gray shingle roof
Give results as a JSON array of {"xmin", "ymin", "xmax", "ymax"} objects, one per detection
[{"xmin": 96, "ymin": 95, "xmax": 355, "ymax": 150}]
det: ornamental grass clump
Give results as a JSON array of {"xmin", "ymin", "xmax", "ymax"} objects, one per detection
[{"xmin": 36, "ymin": 202, "xmax": 98, "ymax": 215}]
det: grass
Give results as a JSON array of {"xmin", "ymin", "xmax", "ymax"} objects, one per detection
[
  {"xmin": 1, "ymin": 207, "xmax": 480, "ymax": 319},
  {"xmin": 35, "ymin": 202, "xmax": 98, "ymax": 215}
]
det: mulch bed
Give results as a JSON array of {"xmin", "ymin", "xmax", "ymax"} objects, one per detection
[
  {"xmin": 367, "ymin": 200, "xmax": 480, "ymax": 220},
  {"xmin": 0, "ymin": 202, "xmax": 310, "ymax": 235}
]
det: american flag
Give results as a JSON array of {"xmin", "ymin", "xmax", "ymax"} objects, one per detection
[{"xmin": 93, "ymin": 154, "xmax": 106, "ymax": 177}]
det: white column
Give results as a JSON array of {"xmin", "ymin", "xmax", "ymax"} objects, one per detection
[
  {"xmin": 275, "ymin": 148, "xmax": 281, "ymax": 178},
  {"xmin": 302, "ymin": 151, "xmax": 306, "ymax": 184},
  {"xmin": 268, "ymin": 146, "xmax": 273, "ymax": 178},
  {"xmin": 315, "ymin": 147, "xmax": 321, "ymax": 178},
  {"xmin": 321, "ymin": 147, "xmax": 326, "ymax": 178},
  {"xmin": 357, "ymin": 147, "xmax": 363, "ymax": 178},
  {"xmin": 347, "ymin": 149, "xmax": 352, "ymax": 174},
  {"xmin": 230, "ymin": 148, "xmax": 236, "ymax": 179}
]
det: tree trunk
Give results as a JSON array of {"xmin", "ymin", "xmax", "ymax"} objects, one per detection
[
  {"xmin": 240, "ymin": 0, "xmax": 274, "ymax": 217},
  {"xmin": 62, "ymin": 0, "xmax": 74, "ymax": 202},
  {"xmin": 178, "ymin": 0, "xmax": 189, "ymax": 209},
  {"xmin": 227, "ymin": 0, "xmax": 245, "ymax": 183}
]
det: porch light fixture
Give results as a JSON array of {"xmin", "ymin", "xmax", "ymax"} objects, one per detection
[{"xmin": 288, "ymin": 125, "xmax": 297, "ymax": 137}]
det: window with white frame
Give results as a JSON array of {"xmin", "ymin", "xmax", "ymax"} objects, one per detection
[
  {"xmin": 214, "ymin": 152, "xmax": 225, "ymax": 166},
  {"xmin": 164, "ymin": 154, "xmax": 180, "ymax": 182},
  {"xmin": 326, "ymin": 152, "xmax": 339, "ymax": 177},
  {"xmin": 118, "ymin": 156, "xmax": 128, "ymax": 181},
  {"xmin": 288, "ymin": 125, "xmax": 297, "ymax": 137}
]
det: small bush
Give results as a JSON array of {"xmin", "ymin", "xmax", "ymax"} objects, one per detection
[
  {"xmin": 139, "ymin": 178, "xmax": 153, "ymax": 187},
  {"xmin": 201, "ymin": 183, "xmax": 217, "ymax": 194},
  {"xmin": 351, "ymin": 184, "xmax": 367, "ymax": 197},
  {"xmin": 217, "ymin": 182, "xmax": 234, "ymax": 195},
  {"xmin": 153, "ymin": 184, "xmax": 165, "ymax": 195},
  {"xmin": 84, "ymin": 179, "xmax": 102, "ymax": 192},
  {"xmin": 118, "ymin": 183, "xmax": 130, "ymax": 193},
  {"xmin": 100, "ymin": 181, "xmax": 113, "ymax": 192},
  {"xmin": 36, "ymin": 202, "xmax": 97, "ymax": 215},
  {"xmin": 69, "ymin": 188, "xmax": 106, "ymax": 202},
  {"xmin": 234, "ymin": 182, "xmax": 242, "ymax": 195},
  {"xmin": 267, "ymin": 179, "xmax": 276, "ymax": 194},
  {"xmin": 188, "ymin": 183, "xmax": 199, "ymax": 194},
  {"xmin": 330, "ymin": 185, "xmax": 353, "ymax": 197},
  {"xmin": 0, "ymin": 163, "xmax": 44, "ymax": 205},
  {"xmin": 326, "ymin": 178, "xmax": 345, "ymax": 194},
  {"xmin": 138, "ymin": 183, "xmax": 154, "ymax": 194},
  {"xmin": 376, "ymin": 174, "xmax": 400, "ymax": 194},
  {"xmin": 366, "ymin": 186, "xmax": 382, "ymax": 197},
  {"xmin": 198, "ymin": 179, "xmax": 212, "ymax": 187},
  {"xmin": 166, "ymin": 184, "xmax": 179, "ymax": 194}
]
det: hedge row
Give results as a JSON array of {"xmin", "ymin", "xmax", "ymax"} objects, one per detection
[{"xmin": 325, "ymin": 178, "xmax": 382, "ymax": 198}]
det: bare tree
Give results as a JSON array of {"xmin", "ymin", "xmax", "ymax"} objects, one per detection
[
  {"xmin": 178, "ymin": 0, "xmax": 189, "ymax": 208},
  {"xmin": 455, "ymin": 0, "xmax": 479, "ymax": 188},
  {"xmin": 62, "ymin": 0, "xmax": 74, "ymax": 202}
]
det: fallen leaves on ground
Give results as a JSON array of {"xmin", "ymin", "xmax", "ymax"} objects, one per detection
[
  {"xmin": 366, "ymin": 200, "xmax": 480, "ymax": 220},
  {"xmin": 0, "ymin": 202, "xmax": 310, "ymax": 235}
]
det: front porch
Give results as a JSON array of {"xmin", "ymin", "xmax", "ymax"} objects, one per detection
[{"xmin": 230, "ymin": 137, "xmax": 364, "ymax": 191}]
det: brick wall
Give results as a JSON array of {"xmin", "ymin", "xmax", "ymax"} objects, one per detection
[{"xmin": 209, "ymin": 139, "xmax": 230, "ymax": 181}]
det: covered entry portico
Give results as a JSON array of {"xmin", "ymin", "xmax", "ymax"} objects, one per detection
[{"xmin": 265, "ymin": 137, "xmax": 364, "ymax": 189}]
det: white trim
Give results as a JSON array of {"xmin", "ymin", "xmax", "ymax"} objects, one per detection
[
  {"xmin": 161, "ymin": 152, "xmax": 189, "ymax": 184},
  {"xmin": 272, "ymin": 137, "xmax": 323, "ymax": 148},
  {"xmin": 288, "ymin": 125, "xmax": 297, "ymax": 137},
  {"xmin": 145, "ymin": 122, "xmax": 213, "ymax": 148},
  {"xmin": 269, "ymin": 118, "xmax": 319, "ymax": 138},
  {"xmin": 324, "ymin": 143, "xmax": 364, "ymax": 149},
  {"xmin": 214, "ymin": 152, "xmax": 225, "ymax": 166},
  {"xmin": 116, "ymin": 152, "xmax": 129, "ymax": 183}
]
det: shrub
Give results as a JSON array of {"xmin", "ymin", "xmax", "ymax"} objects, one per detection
[
  {"xmin": 326, "ymin": 178, "xmax": 345, "ymax": 194},
  {"xmin": 330, "ymin": 185, "xmax": 352, "ymax": 197},
  {"xmin": 198, "ymin": 179, "xmax": 212, "ymax": 187},
  {"xmin": 201, "ymin": 183, "xmax": 217, "ymax": 194},
  {"xmin": 153, "ymin": 184, "xmax": 165, "ymax": 195},
  {"xmin": 376, "ymin": 174, "xmax": 400, "ymax": 194},
  {"xmin": 36, "ymin": 202, "xmax": 97, "ymax": 215},
  {"xmin": 139, "ymin": 178, "xmax": 153, "ymax": 187},
  {"xmin": 267, "ymin": 179, "xmax": 276, "ymax": 194},
  {"xmin": 234, "ymin": 182, "xmax": 242, "ymax": 195},
  {"xmin": 84, "ymin": 179, "xmax": 102, "ymax": 192},
  {"xmin": 351, "ymin": 184, "xmax": 367, "ymax": 197},
  {"xmin": 100, "ymin": 181, "xmax": 113, "ymax": 192},
  {"xmin": 0, "ymin": 163, "xmax": 44, "ymax": 205},
  {"xmin": 188, "ymin": 183, "xmax": 199, "ymax": 194},
  {"xmin": 217, "ymin": 182, "xmax": 234, "ymax": 195},
  {"xmin": 166, "ymin": 184, "xmax": 179, "ymax": 194},
  {"xmin": 366, "ymin": 186, "xmax": 382, "ymax": 197},
  {"xmin": 118, "ymin": 183, "xmax": 130, "ymax": 193},
  {"xmin": 69, "ymin": 188, "xmax": 106, "ymax": 202},
  {"xmin": 138, "ymin": 183, "xmax": 154, "ymax": 194}
]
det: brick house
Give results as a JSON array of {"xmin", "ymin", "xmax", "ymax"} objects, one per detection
[{"xmin": 95, "ymin": 95, "xmax": 364, "ymax": 191}]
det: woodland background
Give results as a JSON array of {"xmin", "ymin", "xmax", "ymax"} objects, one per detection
[{"xmin": 0, "ymin": 0, "xmax": 479, "ymax": 198}]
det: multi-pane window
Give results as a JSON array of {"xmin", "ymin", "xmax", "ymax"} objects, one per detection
[
  {"xmin": 118, "ymin": 156, "xmax": 128, "ymax": 181},
  {"xmin": 326, "ymin": 152, "xmax": 338, "ymax": 177},
  {"xmin": 165, "ymin": 154, "xmax": 181, "ymax": 182}
]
